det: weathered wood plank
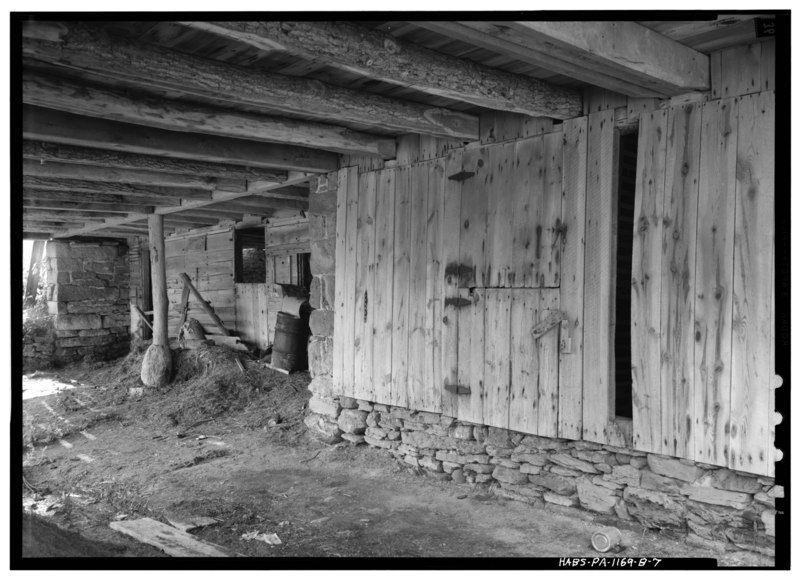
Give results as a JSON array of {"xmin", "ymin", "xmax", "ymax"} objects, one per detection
[
  {"xmin": 630, "ymin": 109, "xmax": 668, "ymax": 453},
  {"xmin": 390, "ymin": 166, "xmax": 411, "ymax": 409},
  {"xmin": 717, "ymin": 43, "xmax": 762, "ymax": 99},
  {"xmin": 730, "ymin": 92, "xmax": 774, "ymax": 475},
  {"xmin": 23, "ymin": 72, "xmax": 396, "ymax": 158},
  {"xmin": 458, "ymin": 146, "xmax": 489, "ymax": 288},
  {"xmin": 440, "ymin": 149, "xmax": 463, "ymax": 418},
  {"xmin": 540, "ymin": 131, "xmax": 563, "ymax": 288},
  {"xmin": 340, "ymin": 167, "xmax": 360, "ymax": 398},
  {"xmin": 694, "ymin": 97, "xmax": 738, "ymax": 468},
  {"xmin": 234, "ymin": 283, "xmax": 270, "ymax": 350},
  {"xmin": 353, "ymin": 171, "xmax": 377, "ymax": 402},
  {"xmin": 582, "ymin": 109, "xmax": 616, "ymax": 444},
  {"xmin": 23, "ymin": 105, "xmax": 338, "ymax": 174},
  {"xmin": 760, "ymin": 39, "xmax": 775, "ymax": 93},
  {"xmin": 22, "ymin": 141, "xmax": 287, "ymax": 182},
  {"xmin": 372, "ymin": 168, "xmax": 396, "ymax": 405},
  {"xmin": 485, "ymin": 141, "xmax": 515, "ymax": 288},
  {"xmin": 768, "ymin": 245, "xmax": 777, "ymax": 479},
  {"xmin": 110, "ymin": 518, "xmax": 244, "ymax": 557},
  {"xmin": 23, "ymin": 22, "xmax": 478, "ymax": 140},
  {"xmin": 510, "ymin": 136, "xmax": 540, "ymax": 288},
  {"xmin": 483, "ymin": 289, "xmax": 512, "ymax": 429},
  {"xmin": 660, "ymin": 102, "xmax": 702, "ymax": 460},
  {"xmin": 457, "ymin": 288, "xmax": 485, "ymax": 424},
  {"xmin": 407, "ymin": 162, "xmax": 430, "ymax": 411},
  {"xmin": 509, "ymin": 289, "xmax": 539, "ymax": 434},
  {"xmin": 184, "ymin": 21, "xmax": 581, "ymax": 119},
  {"xmin": 538, "ymin": 289, "xmax": 561, "ymax": 437},
  {"xmin": 332, "ymin": 168, "xmax": 351, "ymax": 394},
  {"xmin": 558, "ymin": 117, "xmax": 587, "ymax": 440},
  {"xmin": 424, "ymin": 159, "xmax": 445, "ymax": 413}
]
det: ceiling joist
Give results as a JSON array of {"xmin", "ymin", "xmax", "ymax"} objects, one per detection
[
  {"xmin": 23, "ymin": 175, "xmax": 214, "ymax": 201},
  {"xmin": 182, "ymin": 21, "xmax": 583, "ymax": 119},
  {"xmin": 23, "ymin": 158, "xmax": 247, "ymax": 191},
  {"xmin": 23, "ymin": 22, "xmax": 479, "ymax": 140},
  {"xmin": 417, "ymin": 21, "xmax": 709, "ymax": 97},
  {"xmin": 23, "ymin": 72, "xmax": 397, "ymax": 158},
  {"xmin": 23, "ymin": 141, "xmax": 288, "ymax": 182},
  {"xmin": 23, "ymin": 198, "xmax": 155, "ymax": 214},
  {"xmin": 23, "ymin": 105, "xmax": 339, "ymax": 173}
]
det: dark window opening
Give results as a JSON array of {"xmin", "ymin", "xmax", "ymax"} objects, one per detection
[
  {"xmin": 614, "ymin": 131, "xmax": 638, "ymax": 419},
  {"xmin": 235, "ymin": 227, "xmax": 267, "ymax": 283}
]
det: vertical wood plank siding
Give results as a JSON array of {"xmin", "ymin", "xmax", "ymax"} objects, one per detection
[{"xmin": 333, "ymin": 86, "xmax": 774, "ymax": 474}]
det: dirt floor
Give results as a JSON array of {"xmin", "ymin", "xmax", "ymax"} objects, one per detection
[{"xmin": 18, "ymin": 346, "xmax": 773, "ymax": 566}]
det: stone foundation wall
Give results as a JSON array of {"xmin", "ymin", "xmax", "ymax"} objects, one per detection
[
  {"xmin": 45, "ymin": 240, "xmax": 131, "ymax": 364},
  {"xmin": 306, "ymin": 173, "xmax": 336, "ymax": 375},
  {"xmin": 22, "ymin": 315, "xmax": 55, "ymax": 371},
  {"xmin": 304, "ymin": 386, "xmax": 778, "ymax": 557}
]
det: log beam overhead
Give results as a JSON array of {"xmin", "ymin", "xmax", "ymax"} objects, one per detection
[
  {"xmin": 22, "ymin": 22, "xmax": 479, "ymax": 140},
  {"xmin": 22, "ymin": 141, "xmax": 288, "ymax": 182},
  {"xmin": 23, "ymin": 73, "xmax": 397, "ymax": 158},
  {"xmin": 416, "ymin": 21, "xmax": 709, "ymax": 97},
  {"xmin": 23, "ymin": 105, "xmax": 339, "ymax": 173},
  {"xmin": 181, "ymin": 21, "xmax": 583, "ymax": 119}
]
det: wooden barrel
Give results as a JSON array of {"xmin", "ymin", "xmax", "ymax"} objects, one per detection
[{"xmin": 272, "ymin": 312, "xmax": 308, "ymax": 372}]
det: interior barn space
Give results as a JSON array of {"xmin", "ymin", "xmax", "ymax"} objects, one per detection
[{"xmin": 17, "ymin": 15, "xmax": 786, "ymax": 566}]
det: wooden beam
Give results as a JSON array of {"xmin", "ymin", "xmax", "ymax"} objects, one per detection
[
  {"xmin": 23, "ymin": 105, "xmax": 339, "ymax": 173},
  {"xmin": 182, "ymin": 21, "xmax": 583, "ymax": 119},
  {"xmin": 23, "ymin": 141, "xmax": 288, "ymax": 182},
  {"xmin": 53, "ymin": 174, "xmax": 313, "ymax": 238},
  {"xmin": 23, "ymin": 22, "xmax": 478, "ymax": 140},
  {"xmin": 23, "ymin": 72, "xmax": 396, "ymax": 158},
  {"xmin": 23, "ymin": 158, "xmax": 246, "ymax": 191},
  {"xmin": 22, "ymin": 188, "xmax": 180, "ymax": 207},
  {"xmin": 417, "ymin": 21, "xmax": 709, "ymax": 97},
  {"xmin": 23, "ymin": 208, "xmax": 128, "ymax": 220},
  {"xmin": 23, "ymin": 175, "xmax": 213, "ymax": 201},
  {"xmin": 23, "ymin": 198, "xmax": 154, "ymax": 213}
]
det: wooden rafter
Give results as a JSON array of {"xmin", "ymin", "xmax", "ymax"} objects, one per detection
[
  {"xmin": 182, "ymin": 21, "xmax": 583, "ymax": 119},
  {"xmin": 22, "ymin": 141, "xmax": 288, "ymax": 182},
  {"xmin": 23, "ymin": 72, "xmax": 397, "ymax": 158},
  {"xmin": 22, "ymin": 188, "xmax": 180, "ymax": 207},
  {"xmin": 417, "ymin": 21, "xmax": 709, "ymax": 97},
  {"xmin": 23, "ymin": 176, "xmax": 214, "ymax": 201},
  {"xmin": 23, "ymin": 105, "xmax": 339, "ymax": 173},
  {"xmin": 23, "ymin": 22, "xmax": 479, "ymax": 140},
  {"xmin": 23, "ymin": 198, "xmax": 155, "ymax": 213}
]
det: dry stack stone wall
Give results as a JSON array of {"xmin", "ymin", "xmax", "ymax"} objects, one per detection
[
  {"xmin": 307, "ymin": 395, "xmax": 779, "ymax": 556},
  {"xmin": 45, "ymin": 240, "xmax": 131, "ymax": 364}
]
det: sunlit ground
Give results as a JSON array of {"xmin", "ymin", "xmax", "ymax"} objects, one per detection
[{"xmin": 22, "ymin": 374, "xmax": 76, "ymax": 400}]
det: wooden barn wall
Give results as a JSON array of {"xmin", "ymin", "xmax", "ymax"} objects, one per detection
[
  {"xmin": 330, "ymin": 39, "xmax": 777, "ymax": 476},
  {"xmin": 165, "ymin": 227, "xmax": 235, "ymax": 337}
]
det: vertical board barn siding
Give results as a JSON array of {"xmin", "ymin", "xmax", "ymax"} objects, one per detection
[
  {"xmin": 558, "ymin": 117, "xmax": 588, "ymax": 440},
  {"xmin": 631, "ymin": 110, "xmax": 668, "ymax": 453},
  {"xmin": 582, "ymin": 109, "xmax": 617, "ymax": 444},
  {"xmin": 729, "ymin": 92, "xmax": 774, "ymax": 475},
  {"xmin": 332, "ymin": 167, "xmax": 354, "ymax": 395},
  {"xmin": 234, "ymin": 283, "xmax": 269, "ymax": 350},
  {"xmin": 541, "ymin": 133, "xmax": 564, "ymax": 288},
  {"xmin": 440, "ymin": 149, "xmax": 464, "ymax": 417},
  {"xmin": 510, "ymin": 137, "xmax": 540, "ymax": 288},
  {"xmin": 372, "ymin": 168, "xmax": 396, "ymax": 406},
  {"xmin": 424, "ymin": 160, "xmax": 445, "ymax": 413},
  {"xmin": 537, "ymin": 289, "xmax": 561, "ymax": 437},
  {"xmin": 660, "ymin": 103, "xmax": 702, "ymax": 460},
  {"xmin": 459, "ymin": 146, "xmax": 490, "ymax": 288},
  {"xmin": 352, "ymin": 171, "xmax": 377, "ymax": 402},
  {"xmin": 508, "ymin": 289, "xmax": 540, "ymax": 433},
  {"xmin": 407, "ymin": 162, "xmax": 430, "ymax": 411},
  {"xmin": 341, "ymin": 167, "xmax": 360, "ymax": 398},
  {"xmin": 485, "ymin": 143, "xmax": 515, "ymax": 288},
  {"xmin": 457, "ymin": 287, "xmax": 485, "ymax": 424},
  {"xmin": 390, "ymin": 166, "xmax": 411, "ymax": 408},
  {"xmin": 483, "ymin": 289, "xmax": 512, "ymax": 429},
  {"xmin": 694, "ymin": 97, "xmax": 738, "ymax": 468}
]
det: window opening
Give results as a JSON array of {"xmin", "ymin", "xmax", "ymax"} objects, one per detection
[{"xmin": 235, "ymin": 227, "xmax": 267, "ymax": 283}]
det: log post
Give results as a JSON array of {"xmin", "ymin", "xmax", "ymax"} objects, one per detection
[{"xmin": 141, "ymin": 214, "xmax": 172, "ymax": 387}]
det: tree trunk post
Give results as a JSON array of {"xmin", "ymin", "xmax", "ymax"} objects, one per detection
[{"xmin": 141, "ymin": 214, "xmax": 172, "ymax": 387}]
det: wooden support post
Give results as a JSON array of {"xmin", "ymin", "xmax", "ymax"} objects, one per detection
[{"xmin": 141, "ymin": 214, "xmax": 173, "ymax": 388}]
